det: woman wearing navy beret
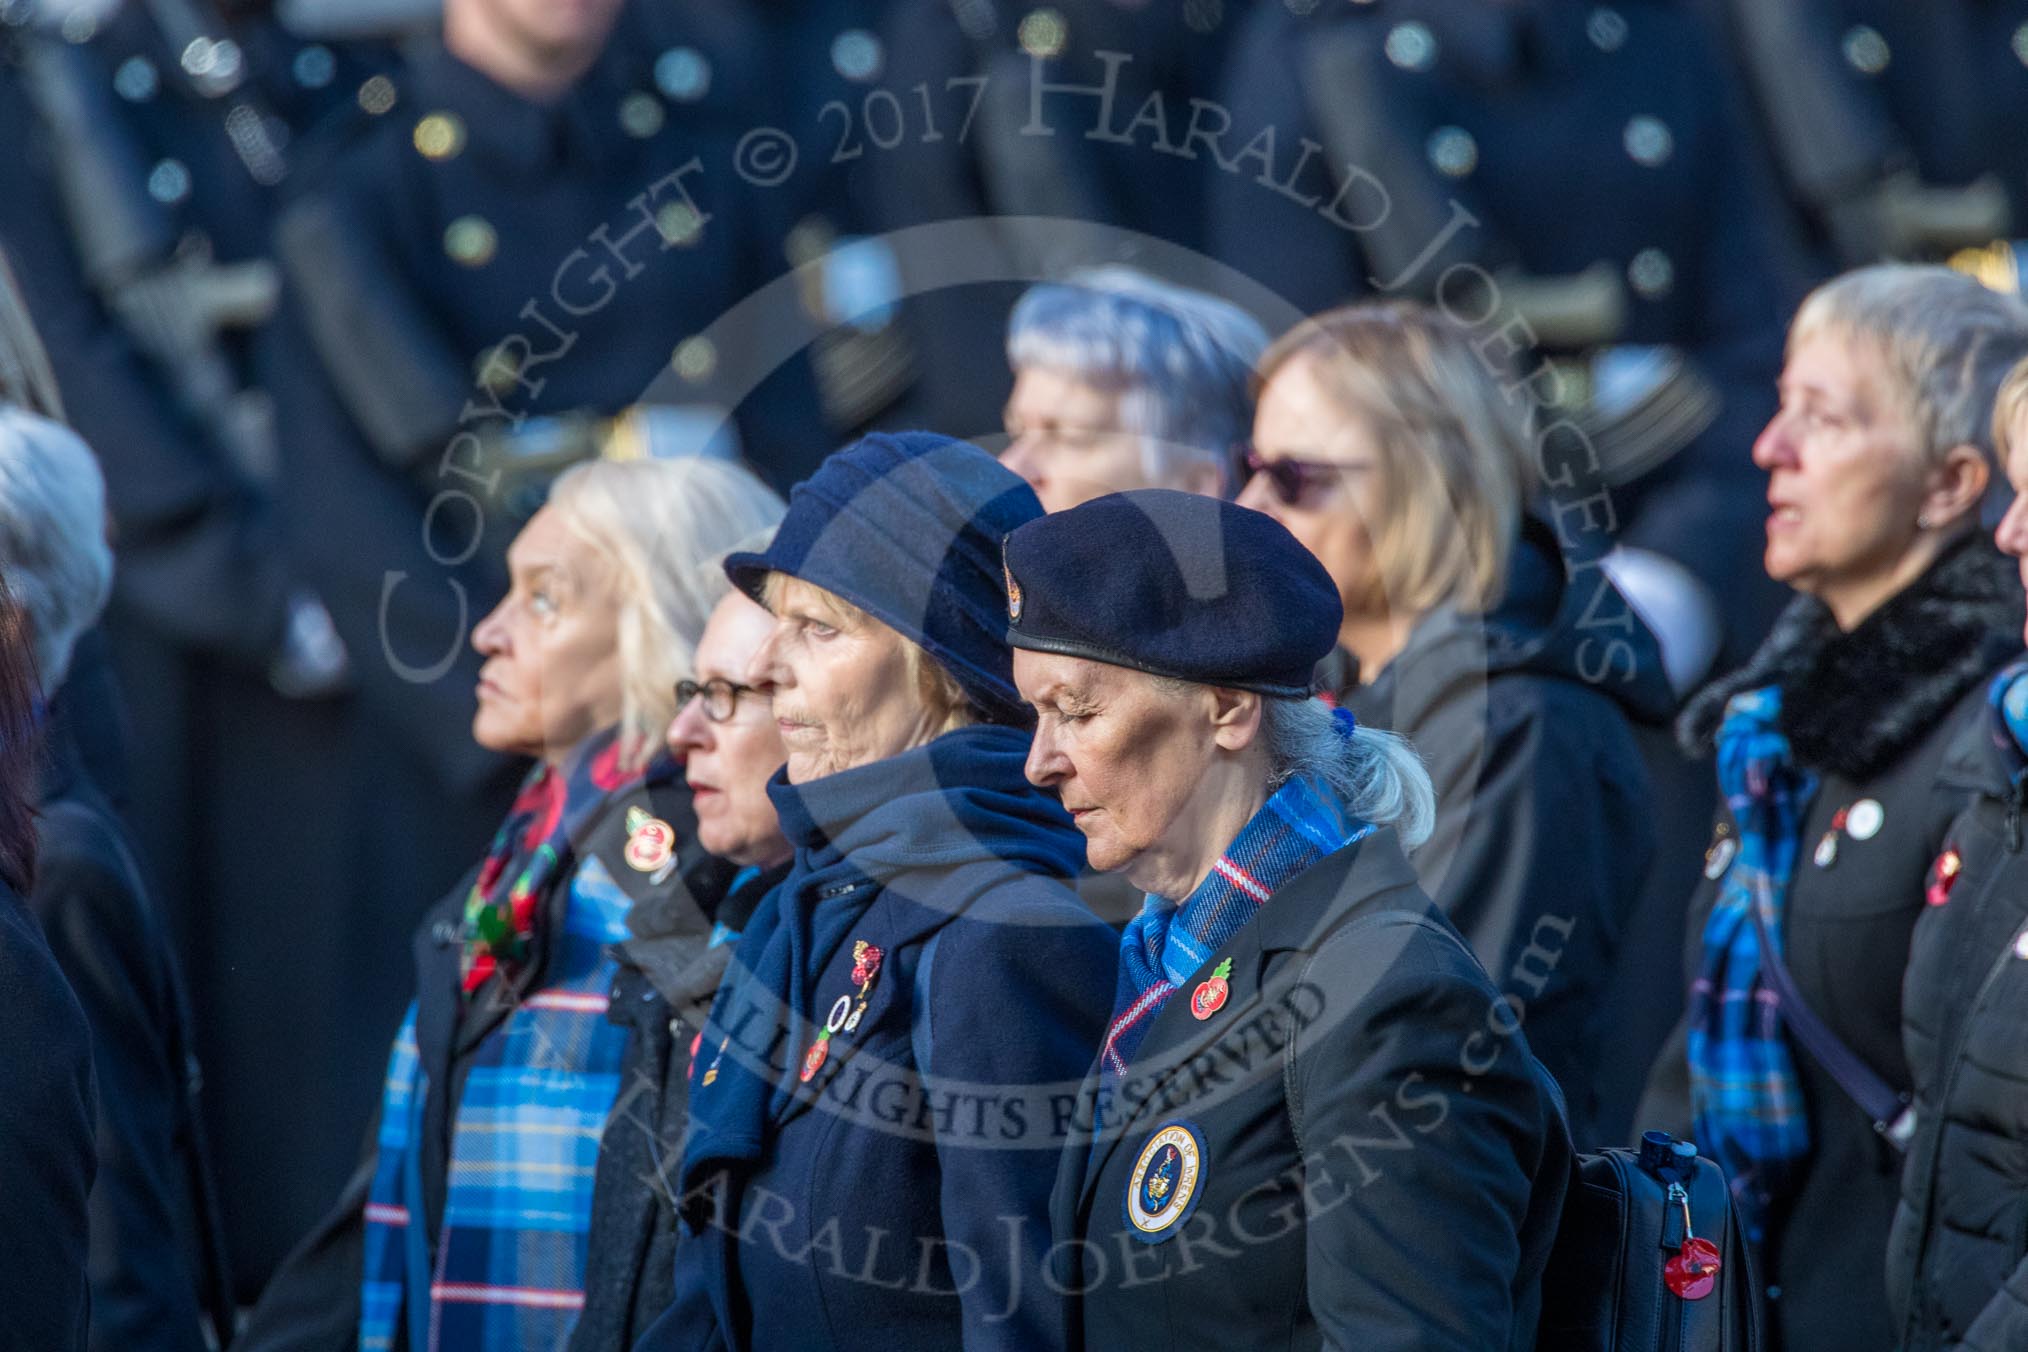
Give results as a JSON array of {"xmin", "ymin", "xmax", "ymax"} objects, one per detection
[
  {"xmin": 1007, "ymin": 489, "xmax": 1572, "ymax": 1351},
  {"xmin": 639, "ymin": 432, "xmax": 1117, "ymax": 1352}
]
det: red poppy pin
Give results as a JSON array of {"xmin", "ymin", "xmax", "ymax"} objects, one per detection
[{"xmin": 1190, "ymin": 958, "xmax": 1234, "ymax": 1020}]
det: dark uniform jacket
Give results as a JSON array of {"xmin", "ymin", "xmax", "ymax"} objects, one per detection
[
  {"xmin": 0, "ymin": 875, "xmax": 96, "ymax": 1352},
  {"xmin": 1330, "ymin": 519, "xmax": 1674, "ymax": 1144},
  {"xmin": 1212, "ymin": 0, "xmax": 1805, "ymax": 663},
  {"xmin": 1641, "ymin": 534, "xmax": 2023, "ymax": 1352},
  {"xmin": 1056, "ymin": 829, "xmax": 1572, "ymax": 1351},
  {"xmin": 237, "ymin": 762, "xmax": 732, "ymax": 1352},
  {"xmin": 1887, "ymin": 703, "xmax": 2028, "ymax": 1352},
  {"xmin": 27, "ymin": 706, "xmax": 230, "ymax": 1352},
  {"xmin": 571, "ymin": 861, "xmax": 785, "ymax": 1352}
]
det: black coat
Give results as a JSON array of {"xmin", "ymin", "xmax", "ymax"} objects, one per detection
[
  {"xmin": 1886, "ymin": 703, "xmax": 2028, "ymax": 1351},
  {"xmin": 26, "ymin": 708, "xmax": 231, "ymax": 1352},
  {"xmin": 0, "ymin": 877, "xmax": 96, "ymax": 1352},
  {"xmin": 569, "ymin": 861, "xmax": 784, "ymax": 1352},
  {"xmin": 1055, "ymin": 830, "xmax": 1572, "ymax": 1351},
  {"xmin": 237, "ymin": 763, "xmax": 733, "ymax": 1352},
  {"xmin": 1332, "ymin": 519, "xmax": 1675, "ymax": 1144},
  {"xmin": 1641, "ymin": 534, "xmax": 2023, "ymax": 1352}
]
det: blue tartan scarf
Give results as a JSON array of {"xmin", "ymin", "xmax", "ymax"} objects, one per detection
[
  {"xmin": 1688, "ymin": 685, "xmax": 1816, "ymax": 1237},
  {"xmin": 1099, "ymin": 709, "xmax": 1373, "ymax": 1081},
  {"xmin": 359, "ymin": 735, "xmax": 643, "ymax": 1351},
  {"xmin": 1988, "ymin": 658, "xmax": 2028, "ymax": 773}
]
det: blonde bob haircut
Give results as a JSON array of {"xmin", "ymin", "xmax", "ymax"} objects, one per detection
[
  {"xmin": 757, "ymin": 572, "xmax": 978, "ymax": 739},
  {"xmin": 1993, "ymin": 353, "xmax": 2028, "ymax": 468},
  {"xmin": 545, "ymin": 456, "xmax": 785, "ymax": 770},
  {"xmin": 1255, "ymin": 301, "xmax": 1534, "ymax": 616},
  {"xmin": 1788, "ymin": 263, "xmax": 2028, "ymax": 469}
]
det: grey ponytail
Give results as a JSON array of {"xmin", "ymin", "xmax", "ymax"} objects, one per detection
[{"xmin": 1261, "ymin": 696, "xmax": 1435, "ymax": 849}]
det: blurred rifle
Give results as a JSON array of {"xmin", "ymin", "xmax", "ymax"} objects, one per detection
[{"xmin": 16, "ymin": 10, "xmax": 282, "ymax": 485}]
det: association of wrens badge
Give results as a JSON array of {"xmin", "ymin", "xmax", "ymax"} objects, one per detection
[
  {"xmin": 1125, "ymin": 1121, "xmax": 1206, "ymax": 1242},
  {"xmin": 623, "ymin": 805, "xmax": 676, "ymax": 873}
]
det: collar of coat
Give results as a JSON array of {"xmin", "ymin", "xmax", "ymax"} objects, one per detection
[{"xmin": 1677, "ymin": 531, "xmax": 2024, "ymax": 782}]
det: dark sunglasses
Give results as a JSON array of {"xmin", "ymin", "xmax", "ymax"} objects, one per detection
[
  {"xmin": 1239, "ymin": 446, "xmax": 1364, "ymax": 507},
  {"xmin": 675, "ymin": 678, "xmax": 762, "ymax": 724}
]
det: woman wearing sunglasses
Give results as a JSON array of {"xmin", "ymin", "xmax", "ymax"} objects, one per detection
[{"xmin": 1237, "ymin": 300, "xmax": 1674, "ymax": 1145}]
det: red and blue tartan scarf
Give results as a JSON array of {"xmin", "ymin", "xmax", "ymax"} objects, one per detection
[
  {"xmin": 360, "ymin": 730, "xmax": 645, "ymax": 1351},
  {"xmin": 1688, "ymin": 686, "xmax": 1815, "ymax": 1241},
  {"xmin": 1099, "ymin": 711, "xmax": 1373, "ymax": 1082},
  {"xmin": 459, "ymin": 732, "xmax": 630, "ymax": 994}
]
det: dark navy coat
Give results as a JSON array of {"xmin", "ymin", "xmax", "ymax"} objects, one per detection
[
  {"xmin": 28, "ymin": 697, "xmax": 230, "ymax": 1352},
  {"xmin": 0, "ymin": 876, "xmax": 96, "ymax": 1352},
  {"xmin": 1328, "ymin": 520, "xmax": 1675, "ymax": 1145},
  {"xmin": 1056, "ymin": 830, "xmax": 1571, "ymax": 1351},
  {"xmin": 1888, "ymin": 702, "xmax": 2028, "ymax": 1352},
  {"xmin": 641, "ymin": 729, "xmax": 1118, "ymax": 1352}
]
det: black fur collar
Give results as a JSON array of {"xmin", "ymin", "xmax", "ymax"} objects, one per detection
[{"xmin": 1677, "ymin": 533, "xmax": 2024, "ymax": 782}]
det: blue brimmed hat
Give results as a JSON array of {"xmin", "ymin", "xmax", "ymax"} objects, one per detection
[{"xmin": 724, "ymin": 431, "xmax": 1042, "ymax": 724}]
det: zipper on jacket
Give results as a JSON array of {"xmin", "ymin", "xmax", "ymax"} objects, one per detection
[
  {"xmin": 2004, "ymin": 776, "xmax": 2026, "ymax": 853},
  {"xmin": 1658, "ymin": 1182, "xmax": 1688, "ymax": 1352}
]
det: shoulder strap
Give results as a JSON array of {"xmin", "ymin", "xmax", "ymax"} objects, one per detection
[{"xmin": 1749, "ymin": 879, "xmax": 1915, "ymax": 1152}]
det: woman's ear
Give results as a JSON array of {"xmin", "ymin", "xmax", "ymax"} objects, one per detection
[
  {"xmin": 1208, "ymin": 687, "xmax": 1265, "ymax": 753},
  {"xmin": 1924, "ymin": 443, "xmax": 1991, "ymax": 529}
]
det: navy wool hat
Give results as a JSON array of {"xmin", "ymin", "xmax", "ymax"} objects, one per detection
[
  {"xmin": 724, "ymin": 431, "xmax": 1043, "ymax": 724},
  {"xmin": 1002, "ymin": 490, "xmax": 1342, "ymax": 697}
]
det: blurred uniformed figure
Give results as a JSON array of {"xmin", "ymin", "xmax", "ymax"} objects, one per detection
[
  {"xmin": 623, "ymin": 0, "xmax": 920, "ymax": 435},
  {"xmin": 253, "ymin": 0, "xmax": 835, "ymax": 1270},
  {"xmin": 1694, "ymin": 0, "xmax": 2028, "ymax": 272},
  {"xmin": 859, "ymin": 0, "xmax": 1263, "ymax": 437},
  {"xmin": 1209, "ymin": 0, "xmax": 1808, "ymax": 670},
  {"xmin": 0, "ymin": 0, "xmax": 428, "ymax": 1293}
]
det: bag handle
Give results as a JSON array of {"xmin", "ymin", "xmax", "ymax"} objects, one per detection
[{"xmin": 1749, "ymin": 879, "xmax": 1915, "ymax": 1153}]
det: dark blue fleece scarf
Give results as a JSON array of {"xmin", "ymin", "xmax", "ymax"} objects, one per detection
[{"xmin": 677, "ymin": 724, "xmax": 1085, "ymax": 1196}]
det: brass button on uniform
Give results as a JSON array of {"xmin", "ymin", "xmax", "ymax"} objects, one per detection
[
  {"xmin": 672, "ymin": 336, "xmax": 718, "ymax": 382},
  {"xmin": 1623, "ymin": 115, "xmax": 1673, "ymax": 167},
  {"xmin": 357, "ymin": 75, "xmax": 398, "ymax": 116},
  {"xmin": 444, "ymin": 215, "xmax": 498, "ymax": 268},
  {"xmin": 413, "ymin": 111, "xmax": 465, "ymax": 161},
  {"xmin": 619, "ymin": 92, "xmax": 665, "ymax": 139}
]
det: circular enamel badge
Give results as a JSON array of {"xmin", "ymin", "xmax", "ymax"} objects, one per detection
[
  {"xmin": 624, "ymin": 815, "xmax": 676, "ymax": 872},
  {"xmin": 1845, "ymin": 798, "xmax": 1885, "ymax": 841},
  {"xmin": 1703, "ymin": 834, "xmax": 1737, "ymax": 881},
  {"xmin": 1124, "ymin": 1121, "xmax": 1205, "ymax": 1242}
]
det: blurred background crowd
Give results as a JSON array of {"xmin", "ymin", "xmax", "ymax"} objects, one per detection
[{"xmin": 10, "ymin": 0, "xmax": 2028, "ymax": 1345}]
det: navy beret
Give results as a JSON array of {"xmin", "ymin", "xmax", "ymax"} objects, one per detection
[{"xmin": 1002, "ymin": 490, "xmax": 1342, "ymax": 697}]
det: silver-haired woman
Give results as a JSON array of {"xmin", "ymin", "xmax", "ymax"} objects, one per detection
[
  {"xmin": 1641, "ymin": 263, "xmax": 2028, "ymax": 1350},
  {"xmin": 241, "ymin": 456, "xmax": 784, "ymax": 1351},
  {"xmin": 1008, "ymin": 489, "xmax": 1570, "ymax": 1349},
  {"xmin": 1001, "ymin": 266, "xmax": 1267, "ymax": 511}
]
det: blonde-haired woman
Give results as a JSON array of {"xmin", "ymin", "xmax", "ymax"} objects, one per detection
[
  {"xmin": 1239, "ymin": 299, "xmax": 1675, "ymax": 1143},
  {"xmin": 241, "ymin": 455, "xmax": 784, "ymax": 1352}
]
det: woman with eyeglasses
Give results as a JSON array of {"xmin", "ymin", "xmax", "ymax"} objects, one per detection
[
  {"xmin": 636, "ymin": 431, "xmax": 1117, "ymax": 1352},
  {"xmin": 240, "ymin": 457, "xmax": 781, "ymax": 1352},
  {"xmin": 1237, "ymin": 299, "xmax": 1675, "ymax": 1145},
  {"xmin": 575, "ymin": 586, "xmax": 794, "ymax": 1352}
]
